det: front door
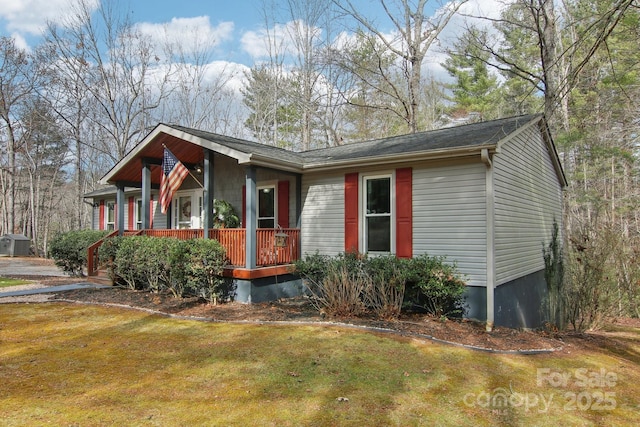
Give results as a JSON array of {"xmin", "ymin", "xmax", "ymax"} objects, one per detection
[{"xmin": 173, "ymin": 190, "xmax": 203, "ymax": 229}]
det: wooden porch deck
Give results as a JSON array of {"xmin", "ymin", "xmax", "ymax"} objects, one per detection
[{"xmin": 87, "ymin": 228, "xmax": 300, "ymax": 277}]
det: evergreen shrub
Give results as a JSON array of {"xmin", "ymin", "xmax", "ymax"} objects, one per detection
[{"xmin": 49, "ymin": 230, "xmax": 109, "ymax": 276}]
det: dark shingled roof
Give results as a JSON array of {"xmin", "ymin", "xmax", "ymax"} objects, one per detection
[
  {"xmin": 168, "ymin": 125, "xmax": 306, "ymax": 165},
  {"xmin": 299, "ymin": 114, "xmax": 540, "ymax": 165}
]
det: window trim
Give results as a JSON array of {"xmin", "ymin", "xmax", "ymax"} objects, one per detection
[
  {"xmin": 361, "ymin": 172, "xmax": 395, "ymax": 254},
  {"xmin": 172, "ymin": 190, "xmax": 204, "ymax": 229},
  {"xmin": 134, "ymin": 197, "xmax": 143, "ymax": 230},
  {"xmin": 105, "ymin": 201, "xmax": 116, "ymax": 231},
  {"xmin": 257, "ymin": 183, "xmax": 277, "ymax": 229}
]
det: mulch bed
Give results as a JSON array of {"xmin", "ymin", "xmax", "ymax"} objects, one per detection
[
  {"xmin": 51, "ymin": 285, "xmax": 567, "ymax": 353},
  {"xmin": 5, "ymin": 262, "xmax": 638, "ymax": 355}
]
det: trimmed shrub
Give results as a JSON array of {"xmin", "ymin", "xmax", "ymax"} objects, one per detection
[
  {"xmin": 104, "ymin": 236, "xmax": 230, "ymax": 300},
  {"xmin": 49, "ymin": 230, "xmax": 109, "ymax": 276},
  {"xmin": 403, "ymin": 254, "xmax": 467, "ymax": 317},
  {"xmin": 183, "ymin": 239, "xmax": 232, "ymax": 304},
  {"xmin": 293, "ymin": 251, "xmax": 330, "ymax": 292},
  {"xmin": 162, "ymin": 238, "xmax": 190, "ymax": 298},
  {"xmin": 135, "ymin": 237, "xmax": 172, "ymax": 293},
  {"xmin": 296, "ymin": 252, "xmax": 466, "ymax": 319},
  {"xmin": 112, "ymin": 236, "xmax": 145, "ymax": 290},
  {"xmin": 296, "ymin": 252, "xmax": 409, "ymax": 319}
]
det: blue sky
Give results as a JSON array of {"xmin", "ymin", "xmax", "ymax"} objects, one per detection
[
  {"xmin": 0, "ymin": 0, "xmax": 502, "ymax": 63},
  {"xmin": 0, "ymin": 0, "xmax": 267, "ymax": 64},
  {"xmin": 0, "ymin": 0, "xmax": 504, "ymax": 93}
]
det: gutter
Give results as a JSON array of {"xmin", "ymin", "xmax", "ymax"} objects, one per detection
[{"xmin": 301, "ymin": 144, "xmax": 498, "ymax": 172}]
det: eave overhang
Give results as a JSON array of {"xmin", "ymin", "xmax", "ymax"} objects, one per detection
[
  {"xmin": 100, "ymin": 124, "xmax": 302, "ymax": 185},
  {"xmin": 300, "ymin": 144, "xmax": 499, "ymax": 172}
]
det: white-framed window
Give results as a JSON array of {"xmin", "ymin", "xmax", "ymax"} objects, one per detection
[
  {"xmin": 134, "ymin": 198, "xmax": 143, "ymax": 230},
  {"xmin": 258, "ymin": 184, "xmax": 276, "ymax": 228},
  {"xmin": 363, "ymin": 174, "xmax": 394, "ymax": 253},
  {"xmin": 172, "ymin": 190, "xmax": 204, "ymax": 229},
  {"xmin": 106, "ymin": 201, "xmax": 116, "ymax": 231}
]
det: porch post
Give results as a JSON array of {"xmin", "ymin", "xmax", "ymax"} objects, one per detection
[
  {"xmin": 116, "ymin": 183, "xmax": 125, "ymax": 236},
  {"xmin": 245, "ymin": 166, "xmax": 257, "ymax": 269},
  {"xmin": 295, "ymin": 174, "xmax": 302, "ymax": 228},
  {"xmin": 202, "ymin": 149, "xmax": 214, "ymax": 239},
  {"xmin": 141, "ymin": 161, "xmax": 151, "ymax": 229}
]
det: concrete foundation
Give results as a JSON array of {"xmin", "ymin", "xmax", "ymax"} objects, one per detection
[
  {"xmin": 465, "ymin": 269, "xmax": 549, "ymax": 329},
  {"xmin": 233, "ymin": 274, "xmax": 305, "ymax": 303}
]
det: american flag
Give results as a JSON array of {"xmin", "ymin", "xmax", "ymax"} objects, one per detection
[{"xmin": 159, "ymin": 147, "xmax": 189, "ymax": 214}]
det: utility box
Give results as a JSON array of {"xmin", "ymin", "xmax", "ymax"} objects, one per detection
[{"xmin": 0, "ymin": 234, "xmax": 31, "ymax": 257}]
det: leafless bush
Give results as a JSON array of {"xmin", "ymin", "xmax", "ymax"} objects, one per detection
[
  {"xmin": 565, "ymin": 224, "xmax": 626, "ymax": 331},
  {"xmin": 305, "ymin": 261, "xmax": 367, "ymax": 318},
  {"xmin": 363, "ymin": 269, "xmax": 405, "ymax": 320}
]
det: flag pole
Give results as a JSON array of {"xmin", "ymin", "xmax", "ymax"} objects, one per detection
[{"xmin": 189, "ymin": 170, "xmax": 203, "ymax": 188}]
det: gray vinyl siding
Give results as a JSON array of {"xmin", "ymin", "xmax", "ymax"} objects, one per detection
[
  {"xmin": 92, "ymin": 204, "xmax": 100, "ymax": 230},
  {"xmin": 493, "ymin": 125, "xmax": 563, "ymax": 286},
  {"xmin": 150, "ymin": 194, "xmax": 166, "ymax": 229},
  {"xmin": 413, "ymin": 163, "xmax": 487, "ymax": 287},
  {"xmin": 300, "ymin": 173, "xmax": 345, "ymax": 256},
  {"xmin": 214, "ymin": 155, "xmax": 245, "ymax": 218}
]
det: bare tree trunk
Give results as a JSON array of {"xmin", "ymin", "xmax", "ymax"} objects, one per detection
[{"xmin": 334, "ymin": 0, "xmax": 467, "ymax": 133}]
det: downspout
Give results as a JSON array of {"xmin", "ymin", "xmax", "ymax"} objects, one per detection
[{"xmin": 481, "ymin": 148, "xmax": 495, "ymax": 332}]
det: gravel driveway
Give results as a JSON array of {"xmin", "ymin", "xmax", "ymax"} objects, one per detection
[
  {"xmin": 0, "ymin": 256, "xmax": 65, "ymax": 277},
  {"xmin": 0, "ymin": 256, "xmax": 104, "ymax": 303}
]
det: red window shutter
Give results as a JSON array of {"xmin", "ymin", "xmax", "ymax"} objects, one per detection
[
  {"xmin": 242, "ymin": 185, "xmax": 246, "ymax": 227},
  {"xmin": 277, "ymin": 180, "xmax": 289, "ymax": 228},
  {"xmin": 128, "ymin": 197, "xmax": 134, "ymax": 230},
  {"xmin": 99, "ymin": 200, "xmax": 105, "ymax": 230},
  {"xmin": 345, "ymin": 173, "xmax": 359, "ymax": 253},
  {"xmin": 395, "ymin": 167, "xmax": 413, "ymax": 258}
]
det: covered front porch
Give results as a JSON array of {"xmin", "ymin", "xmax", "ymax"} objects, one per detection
[
  {"xmin": 87, "ymin": 227, "xmax": 300, "ymax": 279},
  {"xmin": 91, "ymin": 124, "xmax": 307, "ymax": 301}
]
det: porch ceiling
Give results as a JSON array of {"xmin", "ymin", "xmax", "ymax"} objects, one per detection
[{"xmin": 104, "ymin": 133, "xmax": 205, "ymax": 186}]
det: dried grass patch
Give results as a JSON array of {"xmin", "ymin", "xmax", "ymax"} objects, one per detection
[{"xmin": 0, "ymin": 303, "xmax": 639, "ymax": 426}]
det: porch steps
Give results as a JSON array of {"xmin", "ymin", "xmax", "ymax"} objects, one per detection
[{"xmin": 86, "ymin": 269, "xmax": 113, "ymax": 286}]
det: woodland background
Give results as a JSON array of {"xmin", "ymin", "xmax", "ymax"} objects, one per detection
[{"xmin": 1, "ymin": 0, "xmax": 639, "ymax": 328}]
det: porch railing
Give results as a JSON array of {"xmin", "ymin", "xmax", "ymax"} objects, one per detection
[
  {"xmin": 87, "ymin": 227, "xmax": 300, "ymax": 276},
  {"xmin": 256, "ymin": 228, "xmax": 300, "ymax": 266},
  {"xmin": 209, "ymin": 229, "xmax": 246, "ymax": 266}
]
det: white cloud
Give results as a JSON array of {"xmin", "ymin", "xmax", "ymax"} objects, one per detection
[
  {"xmin": 9, "ymin": 32, "xmax": 30, "ymax": 51},
  {"xmin": 427, "ymin": 0, "xmax": 509, "ymax": 81},
  {"xmin": 241, "ymin": 19, "xmax": 322, "ymax": 60},
  {"xmin": 202, "ymin": 60, "xmax": 249, "ymax": 93},
  {"xmin": 0, "ymin": 0, "xmax": 98, "ymax": 35},
  {"xmin": 135, "ymin": 16, "xmax": 234, "ymax": 56}
]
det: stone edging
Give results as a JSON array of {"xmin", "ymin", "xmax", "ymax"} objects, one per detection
[{"xmin": 50, "ymin": 298, "xmax": 565, "ymax": 355}]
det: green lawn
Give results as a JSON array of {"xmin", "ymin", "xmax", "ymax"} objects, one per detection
[
  {"xmin": 0, "ymin": 277, "xmax": 31, "ymax": 288},
  {"xmin": 0, "ymin": 303, "xmax": 639, "ymax": 426}
]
